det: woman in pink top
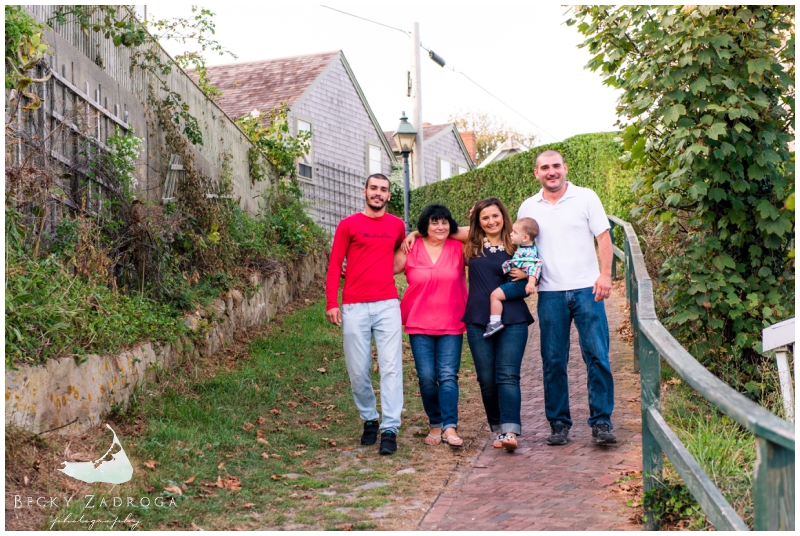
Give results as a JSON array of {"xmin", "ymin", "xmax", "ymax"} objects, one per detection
[{"xmin": 394, "ymin": 204, "xmax": 468, "ymax": 448}]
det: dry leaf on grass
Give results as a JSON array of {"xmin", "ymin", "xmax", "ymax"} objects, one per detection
[
  {"xmin": 144, "ymin": 460, "xmax": 160, "ymax": 470},
  {"xmin": 184, "ymin": 476, "xmax": 196, "ymax": 484},
  {"xmin": 341, "ymin": 524, "xmax": 354, "ymax": 531},
  {"xmin": 270, "ymin": 454, "xmax": 281, "ymax": 459},
  {"xmin": 256, "ymin": 430, "xmax": 269, "ymax": 444},
  {"xmin": 304, "ymin": 469, "xmax": 313, "ymax": 476},
  {"xmin": 317, "ymin": 367, "xmax": 327, "ymax": 373},
  {"xmin": 666, "ymin": 378, "xmax": 682, "ymax": 385},
  {"xmin": 242, "ymin": 422, "xmax": 255, "ymax": 432},
  {"xmin": 269, "ymin": 409, "xmax": 282, "ymax": 415},
  {"xmin": 164, "ymin": 484, "xmax": 183, "ymax": 495},
  {"xmin": 243, "ymin": 502, "xmax": 256, "ymax": 508},
  {"xmin": 217, "ymin": 462, "xmax": 225, "ymax": 470},
  {"xmin": 261, "ymin": 452, "xmax": 270, "ymax": 460},
  {"xmin": 285, "ymin": 401, "xmax": 298, "ymax": 408},
  {"xmin": 289, "ymin": 450, "xmax": 307, "ymax": 457},
  {"xmin": 270, "ymin": 474, "xmax": 281, "ymax": 481},
  {"xmin": 256, "ymin": 416, "xmax": 267, "ymax": 425}
]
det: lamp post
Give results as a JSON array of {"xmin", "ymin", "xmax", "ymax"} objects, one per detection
[{"xmin": 392, "ymin": 111, "xmax": 417, "ymax": 233}]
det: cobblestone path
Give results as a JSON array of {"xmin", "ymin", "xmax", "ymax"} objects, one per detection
[{"xmin": 420, "ymin": 287, "xmax": 642, "ymax": 530}]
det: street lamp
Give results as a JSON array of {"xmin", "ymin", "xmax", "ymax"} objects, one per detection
[{"xmin": 392, "ymin": 112, "xmax": 417, "ymax": 233}]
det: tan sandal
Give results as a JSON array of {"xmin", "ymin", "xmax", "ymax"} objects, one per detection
[
  {"xmin": 492, "ymin": 434, "xmax": 506, "ymax": 448},
  {"xmin": 424, "ymin": 433, "xmax": 442, "ymax": 445},
  {"xmin": 502, "ymin": 434, "xmax": 518, "ymax": 451}
]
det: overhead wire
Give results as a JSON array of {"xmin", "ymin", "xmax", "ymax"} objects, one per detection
[{"xmin": 321, "ymin": 5, "xmax": 561, "ymax": 143}]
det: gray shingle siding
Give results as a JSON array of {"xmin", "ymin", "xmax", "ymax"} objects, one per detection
[
  {"xmin": 424, "ymin": 129, "xmax": 472, "ymax": 183},
  {"xmin": 290, "ymin": 58, "xmax": 391, "ymax": 179}
]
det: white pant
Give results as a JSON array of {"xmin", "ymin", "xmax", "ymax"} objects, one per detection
[{"xmin": 341, "ymin": 299, "xmax": 404, "ymax": 434}]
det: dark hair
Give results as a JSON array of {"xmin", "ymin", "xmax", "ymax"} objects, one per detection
[
  {"xmin": 364, "ymin": 173, "xmax": 390, "ymax": 188},
  {"xmin": 417, "ymin": 204, "xmax": 458, "ymax": 237},
  {"xmin": 465, "ymin": 197, "xmax": 515, "ymax": 260},
  {"xmin": 515, "ymin": 217, "xmax": 539, "ymax": 240},
  {"xmin": 535, "ymin": 149, "xmax": 565, "ymax": 168}
]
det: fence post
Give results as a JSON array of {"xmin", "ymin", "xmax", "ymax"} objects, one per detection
[
  {"xmin": 639, "ymin": 332, "xmax": 662, "ymax": 531},
  {"xmin": 753, "ymin": 437, "xmax": 795, "ymax": 530},
  {"xmin": 610, "ymin": 221, "xmax": 617, "ymax": 280},
  {"xmin": 626, "ymin": 239, "xmax": 640, "ymax": 374}
]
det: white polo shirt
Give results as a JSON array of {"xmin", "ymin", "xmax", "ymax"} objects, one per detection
[{"xmin": 517, "ymin": 182, "xmax": 610, "ymax": 292}]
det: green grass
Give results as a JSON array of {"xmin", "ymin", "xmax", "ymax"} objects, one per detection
[
  {"xmin": 652, "ymin": 363, "xmax": 758, "ymax": 529},
  {"xmin": 45, "ymin": 274, "xmax": 474, "ymax": 530}
]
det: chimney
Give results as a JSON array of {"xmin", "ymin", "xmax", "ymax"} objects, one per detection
[{"xmin": 459, "ymin": 130, "xmax": 477, "ymax": 163}]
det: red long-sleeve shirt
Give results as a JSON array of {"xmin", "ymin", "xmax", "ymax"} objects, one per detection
[{"xmin": 325, "ymin": 212, "xmax": 406, "ymax": 310}]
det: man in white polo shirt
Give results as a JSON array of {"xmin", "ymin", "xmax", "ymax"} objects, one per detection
[{"xmin": 516, "ymin": 149, "xmax": 616, "ymax": 446}]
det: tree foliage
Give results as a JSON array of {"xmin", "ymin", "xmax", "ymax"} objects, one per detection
[
  {"xmin": 568, "ymin": 6, "xmax": 795, "ymax": 379},
  {"xmin": 448, "ymin": 108, "xmax": 538, "ymax": 165}
]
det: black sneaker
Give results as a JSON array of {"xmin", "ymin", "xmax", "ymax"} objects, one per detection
[
  {"xmin": 592, "ymin": 423, "xmax": 617, "ymax": 445},
  {"xmin": 361, "ymin": 421, "xmax": 379, "ymax": 445},
  {"xmin": 546, "ymin": 423, "xmax": 570, "ymax": 445},
  {"xmin": 483, "ymin": 321, "xmax": 505, "ymax": 338},
  {"xmin": 378, "ymin": 431, "xmax": 397, "ymax": 455}
]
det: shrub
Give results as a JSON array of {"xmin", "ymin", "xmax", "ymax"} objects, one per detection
[{"xmin": 409, "ymin": 132, "xmax": 636, "ymax": 227}]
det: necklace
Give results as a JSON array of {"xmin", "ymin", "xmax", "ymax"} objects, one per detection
[{"xmin": 483, "ymin": 236, "xmax": 505, "ymax": 254}]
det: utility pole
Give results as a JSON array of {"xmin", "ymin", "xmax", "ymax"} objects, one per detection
[{"xmin": 411, "ymin": 22, "xmax": 424, "ymax": 188}]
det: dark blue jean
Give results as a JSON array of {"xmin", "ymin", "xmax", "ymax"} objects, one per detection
[
  {"xmin": 537, "ymin": 287, "xmax": 614, "ymax": 428},
  {"xmin": 409, "ymin": 334, "xmax": 463, "ymax": 431},
  {"xmin": 466, "ymin": 323, "xmax": 528, "ymax": 435}
]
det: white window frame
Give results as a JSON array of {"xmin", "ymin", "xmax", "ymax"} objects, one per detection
[
  {"xmin": 366, "ymin": 142, "xmax": 383, "ymax": 177},
  {"xmin": 457, "ymin": 164, "xmax": 469, "ymax": 176},
  {"xmin": 438, "ymin": 157, "xmax": 452, "ymax": 181},
  {"xmin": 295, "ymin": 115, "xmax": 313, "ymax": 182}
]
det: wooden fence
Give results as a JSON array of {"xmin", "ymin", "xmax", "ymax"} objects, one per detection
[{"xmin": 608, "ymin": 215, "xmax": 795, "ymax": 531}]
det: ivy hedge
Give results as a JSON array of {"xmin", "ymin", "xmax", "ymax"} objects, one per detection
[{"xmin": 409, "ymin": 132, "xmax": 636, "ymax": 227}]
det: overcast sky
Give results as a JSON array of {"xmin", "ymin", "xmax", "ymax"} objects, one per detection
[{"xmin": 147, "ymin": 2, "xmax": 622, "ymax": 146}]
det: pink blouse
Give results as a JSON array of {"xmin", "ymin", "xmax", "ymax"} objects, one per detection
[{"xmin": 400, "ymin": 238, "xmax": 468, "ymax": 335}]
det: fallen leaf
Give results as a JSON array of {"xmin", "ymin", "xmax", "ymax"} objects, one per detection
[
  {"xmin": 325, "ymin": 405, "xmax": 336, "ymax": 410},
  {"xmin": 256, "ymin": 416, "xmax": 267, "ymax": 425},
  {"xmin": 270, "ymin": 474, "xmax": 281, "ymax": 481},
  {"xmin": 191, "ymin": 522, "xmax": 202, "ymax": 530},
  {"xmin": 290, "ymin": 450, "xmax": 307, "ymax": 457},
  {"xmin": 304, "ymin": 469, "xmax": 313, "ymax": 476},
  {"xmin": 328, "ymin": 440, "xmax": 337, "ymax": 447},
  {"xmin": 317, "ymin": 367, "xmax": 327, "ymax": 373},
  {"xmin": 341, "ymin": 524, "xmax": 354, "ymax": 531},
  {"xmin": 271, "ymin": 454, "xmax": 281, "ymax": 459},
  {"xmin": 285, "ymin": 401, "xmax": 298, "ymax": 408},
  {"xmin": 269, "ymin": 409, "xmax": 282, "ymax": 415},
  {"xmin": 184, "ymin": 476, "xmax": 196, "ymax": 484},
  {"xmin": 667, "ymin": 378, "xmax": 682, "ymax": 385},
  {"xmin": 275, "ymin": 352, "xmax": 285, "ymax": 356},
  {"xmin": 217, "ymin": 462, "xmax": 225, "ymax": 470},
  {"xmin": 254, "ymin": 384, "xmax": 260, "ymax": 392},
  {"xmin": 261, "ymin": 452, "xmax": 270, "ymax": 460},
  {"xmin": 144, "ymin": 460, "xmax": 160, "ymax": 470},
  {"xmin": 243, "ymin": 503, "xmax": 255, "ymax": 508},
  {"xmin": 242, "ymin": 422, "xmax": 255, "ymax": 432},
  {"xmin": 23, "ymin": 475, "xmax": 29, "ymax": 485},
  {"xmin": 164, "ymin": 484, "xmax": 183, "ymax": 495},
  {"xmin": 295, "ymin": 444, "xmax": 306, "ymax": 448}
]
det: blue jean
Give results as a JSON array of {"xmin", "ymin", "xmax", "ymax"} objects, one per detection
[
  {"xmin": 537, "ymin": 287, "xmax": 614, "ymax": 428},
  {"xmin": 409, "ymin": 334, "xmax": 463, "ymax": 432},
  {"xmin": 341, "ymin": 299, "xmax": 404, "ymax": 434},
  {"xmin": 466, "ymin": 323, "xmax": 528, "ymax": 435}
]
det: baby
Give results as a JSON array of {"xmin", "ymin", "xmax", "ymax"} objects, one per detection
[{"xmin": 484, "ymin": 217, "xmax": 543, "ymax": 338}]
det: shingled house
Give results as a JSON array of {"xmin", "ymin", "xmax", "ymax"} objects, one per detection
[
  {"xmin": 384, "ymin": 123, "xmax": 475, "ymax": 186},
  {"xmin": 202, "ymin": 51, "xmax": 395, "ymax": 234}
]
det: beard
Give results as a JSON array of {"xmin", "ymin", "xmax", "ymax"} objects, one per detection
[{"xmin": 366, "ymin": 196, "xmax": 388, "ymax": 210}]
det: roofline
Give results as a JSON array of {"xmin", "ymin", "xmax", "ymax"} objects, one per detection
[
  {"xmin": 290, "ymin": 52, "xmax": 342, "ymax": 111},
  {"xmin": 337, "ymin": 52, "xmax": 397, "ymax": 163},
  {"xmin": 421, "ymin": 124, "xmax": 476, "ymax": 170},
  {"xmin": 200, "ymin": 50, "xmax": 341, "ymax": 70}
]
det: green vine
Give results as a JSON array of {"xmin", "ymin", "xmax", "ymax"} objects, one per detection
[
  {"xmin": 4, "ymin": 5, "xmax": 52, "ymax": 117},
  {"xmin": 237, "ymin": 106, "xmax": 311, "ymax": 182}
]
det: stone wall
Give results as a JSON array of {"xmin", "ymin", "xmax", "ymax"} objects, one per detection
[{"xmin": 5, "ymin": 253, "xmax": 328, "ymax": 435}]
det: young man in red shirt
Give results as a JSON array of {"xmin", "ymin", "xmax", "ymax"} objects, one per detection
[{"xmin": 325, "ymin": 173, "xmax": 406, "ymax": 455}]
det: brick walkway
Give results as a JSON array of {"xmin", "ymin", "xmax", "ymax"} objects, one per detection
[{"xmin": 420, "ymin": 289, "xmax": 642, "ymax": 530}]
